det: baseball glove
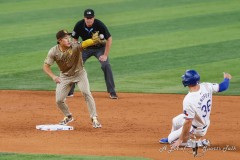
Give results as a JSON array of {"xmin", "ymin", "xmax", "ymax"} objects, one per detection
[
  {"xmin": 81, "ymin": 31, "xmax": 106, "ymax": 49},
  {"xmin": 92, "ymin": 31, "xmax": 106, "ymax": 45}
]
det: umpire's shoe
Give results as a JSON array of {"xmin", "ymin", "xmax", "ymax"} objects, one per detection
[
  {"xmin": 59, "ymin": 115, "xmax": 74, "ymax": 125},
  {"xmin": 92, "ymin": 117, "xmax": 102, "ymax": 128},
  {"xmin": 110, "ymin": 92, "xmax": 118, "ymax": 99}
]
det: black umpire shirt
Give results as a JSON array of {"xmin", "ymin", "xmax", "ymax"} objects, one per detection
[{"xmin": 72, "ymin": 19, "xmax": 111, "ymax": 48}]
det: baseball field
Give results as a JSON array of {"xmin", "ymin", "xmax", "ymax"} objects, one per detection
[{"xmin": 0, "ymin": 0, "xmax": 240, "ymax": 159}]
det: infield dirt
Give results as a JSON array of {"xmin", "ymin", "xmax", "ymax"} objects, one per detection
[{"xmin": 0, "ymin": 90, "xmax": 239, "ymax": 160}]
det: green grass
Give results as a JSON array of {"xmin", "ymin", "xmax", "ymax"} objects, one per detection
[
  {"xmin": 1, "ymin": 0, "xmax": 240, "ymax": 94},
  {"xmin": 0, "ymin": 152, "xmax": 150, "ymax": 160},
  {"xmin": 0, "ymin": 0, "xmax": 240, "ymax": 94},
  {"xmin": 0, "ymin": 0, "xmax": 240, "ymax": 92}
]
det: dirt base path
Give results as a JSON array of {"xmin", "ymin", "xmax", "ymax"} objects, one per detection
[{"xmin": 0, "ymin": 90, "xmax": 239, "ymax": 159}]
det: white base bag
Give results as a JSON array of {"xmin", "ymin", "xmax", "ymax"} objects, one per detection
[{"xmin": 36, "ymin": 124, "xmax": 74, "ymax": 131}]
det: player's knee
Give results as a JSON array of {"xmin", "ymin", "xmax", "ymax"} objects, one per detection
[
  {"xmin": 172, "ymin": 114, "xmax": 184, "ymax": 126},
  {"xmin": 81, "ymin": 91, "xmax": 90, "ymax": 98},
  {"xmin": 172, "ymin": 116, "xmax": 178, "ymax": 126},
  {"xmin": 81, "ymin": 91, "xmax": 86, "ymax": 97},
  {"xmin": 56, "ymin": 98, "xmax": 64, "ymax": 105},
  {"xmin": 82, "ymin": 91, "xmax": 94, "ymax": 101}
]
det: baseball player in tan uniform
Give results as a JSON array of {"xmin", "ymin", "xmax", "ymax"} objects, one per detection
[{"xmin": 43, "ymin": 29, "xmax": 104, "ymax": 128}]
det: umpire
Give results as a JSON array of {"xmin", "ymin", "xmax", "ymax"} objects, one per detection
[{"xmin": 68, "ymin": 8, "xmax": 118, "ymax": 99}]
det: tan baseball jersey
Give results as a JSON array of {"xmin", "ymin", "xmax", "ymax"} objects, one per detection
[{"xmin": 44, "ymin": 42, "xmax": 83, "ymax": 76}]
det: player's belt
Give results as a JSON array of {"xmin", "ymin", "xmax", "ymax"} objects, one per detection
[{"xmin": 192, "ymin": 125, "xmax": 207, "ymax": 129}]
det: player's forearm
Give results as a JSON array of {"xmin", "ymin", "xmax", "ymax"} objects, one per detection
[
  {"xmin": 219, "ymin": 72, "xmax": 232, "ymax": 92},
  {"xmin": 179, "ymin": 119, "xmax": 192, "ymax": 142},
  {"xmin": 104, "ymin": 37, "xmax": 112, "ymax": 56},
  {"xmin": 219, "ymin": 78, "xmax": 230, "ymax": 92},
  {"xmin": 43, "ymin": 64, "xmax": 56, "ymax": 79}
]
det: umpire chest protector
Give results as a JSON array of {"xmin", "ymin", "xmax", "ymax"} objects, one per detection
[{"xmin": 72, "ymin": 19, "xmax": 111, "ymax": 42}]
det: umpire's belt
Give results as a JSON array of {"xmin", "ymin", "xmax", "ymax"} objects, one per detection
[
  {"xmin": 87, "ymin": 44, "xmax": 105, "ymax": 49},
  {"xmin": 192, "ymin": 125, "xmax": 207, "ymax": 129}
]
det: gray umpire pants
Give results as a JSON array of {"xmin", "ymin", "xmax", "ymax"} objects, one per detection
[{"xmin": 69, "ymin": 46, "xmax": 116, "ymax": 94}]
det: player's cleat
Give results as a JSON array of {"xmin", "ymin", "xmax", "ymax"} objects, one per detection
[
  {"xmin": 159, "ymin": 138, "xmax": 169, "ymax": 144},
  {"xmin": 59, "ymin": 115, "xmax": 73, "ymax": 125},
  {"xmin": 92, "ymin": 117, "xmax": 102, "ymax": 128},
  {"xmin": 201, "ymin": 139, "xmax": 210, "ymax": 147},
  {"xmin": 67, "ymin": 94, "xmax": 74, "ymax": 97},
  {"xmin": 110, "ymin": 92, "xmax": 118, "ymax": 99},
  {"xmin": 186, "ymin": 139, "xmax": 211, "ymax": 148}
]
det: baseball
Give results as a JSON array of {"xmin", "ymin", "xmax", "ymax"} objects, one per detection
[{"xmin": 99, "ymin": 34, "xmax": 104, "ymax": 39}]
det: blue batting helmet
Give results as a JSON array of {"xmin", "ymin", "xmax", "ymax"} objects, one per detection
[{"xmin": 182, "ymin": 70, "xmax": 200, "ymax": 87}]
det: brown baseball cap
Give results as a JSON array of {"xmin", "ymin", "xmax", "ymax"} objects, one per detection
[{"xmin": 56, "ymin": 30, "xmax": 71, "ymax": 40}]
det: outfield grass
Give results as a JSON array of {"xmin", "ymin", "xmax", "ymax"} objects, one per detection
[{"xmin": 0, "ymin": 0, "xmax": 239, "ymax": 95}]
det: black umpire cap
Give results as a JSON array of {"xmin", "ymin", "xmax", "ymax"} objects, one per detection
[{"xmin": 84, "ymin": 9, "xmax": 94, "ymax": 18}]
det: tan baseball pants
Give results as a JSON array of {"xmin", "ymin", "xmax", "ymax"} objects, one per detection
[{"xmin": 55, "ymin": 69, "xmax": 97, "ymax": 118}]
